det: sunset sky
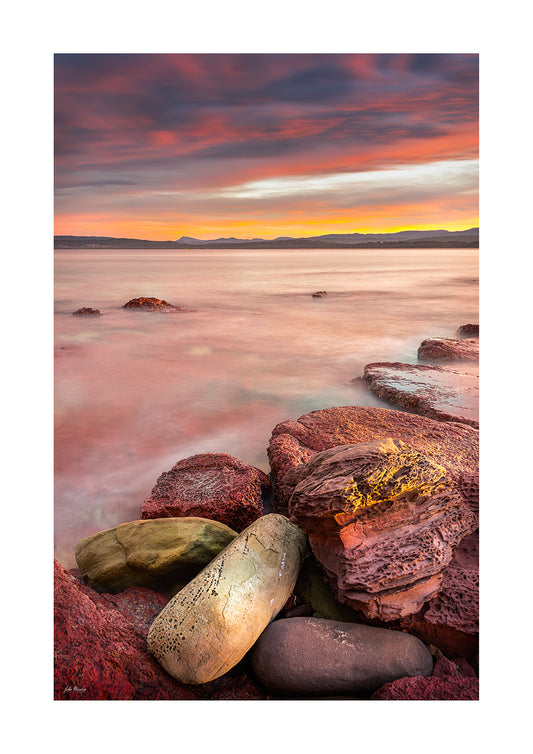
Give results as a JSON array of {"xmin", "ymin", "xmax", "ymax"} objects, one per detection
[{"xmin": 54, "ymin": 53, "xmax": 478, "ymax": 241}]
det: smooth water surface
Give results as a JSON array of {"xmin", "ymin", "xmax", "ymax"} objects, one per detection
[{"xmin": 55, "ymin": 248, "xmax": 478, "ymax": 567}]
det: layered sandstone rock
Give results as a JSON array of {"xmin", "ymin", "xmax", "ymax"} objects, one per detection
[
  {"xmin": 357, "ymin": 362, "xmax": 479, "ymax": 427},
  {"xmin": 147, "ymin": 514, "xmax": 307, "ymax": 684},
  {"xmin": 141, "ymin": 452, "xmax": 270, "ymax": 530},
  {"xmin": 75, "ymin": 517, "xmax": 237, "ymax": 594},
  {"xmin": 268, "ymin": 405, "xmax": 479, "ymax": 514},
  {"xmin": 122, "ymin": 296, "xmax": 191, "ymax": 312},
  {"xmin": 286, "ymin": 439, "xmax": 477, "ymax": 621},
  {"xmin": 251, "ymin": 617, "xmax": 433, "ymax": 696},
  {"xmin": 418, "ymin": 337, "xmax": 479, "ymax": 362}
]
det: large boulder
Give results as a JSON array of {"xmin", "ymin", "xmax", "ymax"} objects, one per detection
[
  {"xmin": 417, "ymin": 337, "xmax": 479, "ymax": 362},
  {"xmin": 357, "ymin": 362, "xmax": 479, "ymax": 427},
  {"xmin": 140, "ymin": 452, "xmax": 270, "ymax": 531},
  {"xmin": 147, "ymin": 514, "xmax": 307, "ymax": 684},
  {"xmin": 251, "ymin": 617, "xmax": 433, "ymax": 697},
  {"xmin": 54, "ymin": 560, "xmax": 266, "ymax": 700},
  {"xmin": 122, "ymin": 296, "xmax": 191, "ymax": 312},
  {"xmin": 75, "ymin": 517, "xmax": 237, "ymax": 594},
  {"xmin": 286, "ymin": 439, "xmax": 477, "ymax": 621},
  {"xmin": 268, "ymin": 405, "xmax": 479, "ymax": 514}
]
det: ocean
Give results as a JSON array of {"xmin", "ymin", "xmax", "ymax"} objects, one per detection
[{"xmin": 54, "ymin": 247, "xmax": 478, "ymax": 568}]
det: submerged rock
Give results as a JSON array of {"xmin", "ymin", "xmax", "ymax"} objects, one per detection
[
  {"xmin": 312, "ymin": 291, "xmax": 328, "ymax": 298},
  {"xmin": 268, "ymin": 405, "xmax": 479, "ymax": 514},
  {"xmin": 147, "ymin": 514, "xmax": 307, "ymax": 684},
  {"xmin": 251, "ymin": 617, "xmax": 433, "ymax": 696},
  {"xmin": 417, "ymin": 337, "xmax": 479, "ymax": 363},
  {"xmin": 72, "ymin": 307, "xmax": 101, "ymax": 316},
  {"xmin": 286, "ymin": 439, "xmax": 477, "ymax": 621},
  {"xmin": 75, "ymin": 517, "xmax": 237, "ymax": 594},
  {"xmin": 122, "ymin": 296, "xmax": 191, "ymax": 312},
  {"xmin": 456, "ymin": 323, "xmax": 479, "ymax": 338},
  {"xmin": 358, "ymin": 362, "xmax": 479, "ymax": 427},
  {"xmin": 141, "ymin": 452, "xmax": 270, "ymax": 531}
]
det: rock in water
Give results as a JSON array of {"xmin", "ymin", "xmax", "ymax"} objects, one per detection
[
  {"xmin": 147, "ymin": 514, "xmax": 307, "ymax": 684},
  {"xmin": 75, "ymin": 518, "xmax": 237, "ymax": 594},
  {"xmin": 122, "ymin": 297, "xmax": 191, "ymax": 312},
  {"xmin": 251, "ymin": 617, "xmax": 433, "ymax": 696}
]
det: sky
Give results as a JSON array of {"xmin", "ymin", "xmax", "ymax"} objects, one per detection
[{"xmin": 54, "ymin": 53, "xmax": 479, "ymax": 241}]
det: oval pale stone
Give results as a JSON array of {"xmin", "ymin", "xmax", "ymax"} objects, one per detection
[
  {"xmin": 147, "ymin": 514, "xmax": 307, "ymax": 684},
  {"xmin": 251, "ymin": 617, "xmax": 434, "ymax": 696}
]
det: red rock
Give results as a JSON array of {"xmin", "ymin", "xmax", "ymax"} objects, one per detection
[
  {"xmin": 370, "ymin": 674, "xmax": 479, "ymax": 700},
  {"xmin": 432, "ymin": 655, "xmax": 477, "ymax": 679},
  {"xmin": 140, "ymin": 452, "xmax": 270, "ymax": 531},
  {"xmin": 268, "ymin": 405, "xmax": 479, "ymax": 514},
  {"xmin": 418, "ymin": 337, "xmax": 479, "ymax": 362},
  {"xmin": 122, "ymin": 297, "xmax": 190, "ymax": 312},
  {"xmin": 286, "ymin": 440, "xmax": 477, "ymax": 620},
  {"xmin": 72, "ymin": 307, "xmax": 101, "ymax": 316},
  {"xmin": 54, "ymin": 559, "xmax": 267, "ymax": 700},
  {"xmin": 358, "ymin": 362, "xmax": 479, "ymax": 427},
  {"xmin": 456, "ymin": 323, "xmax": 479, "ymax": 337}
]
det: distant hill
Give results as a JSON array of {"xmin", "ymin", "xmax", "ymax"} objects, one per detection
[{"xmin": 55, "ymin": 228, "xmax": 479, "ymax": 250}]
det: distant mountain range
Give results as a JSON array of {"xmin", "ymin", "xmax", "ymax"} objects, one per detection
[{"xmin": 54, "ymin": 228, "xmax": 479, "ymax": 250}]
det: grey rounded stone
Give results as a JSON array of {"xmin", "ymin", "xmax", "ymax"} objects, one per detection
[{"xmin": 251, "ymin": 617, "xmax": 433, "ymax": 696}]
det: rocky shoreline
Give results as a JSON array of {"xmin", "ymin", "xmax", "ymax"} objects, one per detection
[{"xmin": 54, "ymin": 323, "xmax": 479, "ymax": 701}]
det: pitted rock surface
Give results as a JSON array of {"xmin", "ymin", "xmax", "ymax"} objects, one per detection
[
  {"xmin": 75, "ymin": 517, "xmax": 237, "ymax": 594},
  {"xmin": 141, "ymin": 452, "xmax": 270, "ymax": 530},
  {"xmin": 417, "ymin": 337, "xmax": 479, "ymax": 362},
  {"xmin": 358, "ymin": 362, "xmax": 479, "ymax": 427},
  {"xmin": 122, "ymin": 296, "xmax": 191, "ymax": 312},
  {"xmin": 286, "ymin": 439, "xmax": 477, "ymax": 621},
  {"xmin": 268, "ymin": 405, "xmax": 478, "ymax": 514},
  {"xmin": 147, "ymin": 514, "xmax": 307, "ymax": 684},
  {"xmin": 251, "ymin": 617, "xmax": 433, "ymax": 696}
]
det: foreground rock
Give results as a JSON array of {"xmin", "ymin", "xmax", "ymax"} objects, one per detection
[
  {"xmin": 54, "ymin": 560, "xmax": 266, "ymax": 700},
  {"xmin": 417, "ymin": 337, "xmax": 479, "ymax": 363},
  {"xmin": 286, "ymin": 439, "xmax": 477, "ymax": 620},
  {"xmin": 75, "ymin": 517, "xmax": 237, "ymax": 594},
  {"xmin": 251, "ymin": 617, "xmax": 433, "ymax": 696},
  {"xmin": 72, "ymin": 307, "xmax": 101, "ymax": 316},
  {"xmin": 122, "ymin": 296, "xmax": 191, "ymax": 312},
  {"xmin": 147, "ymin": 514, "xmax": 307, "ymax": 684},
  {"xmin": 268, "ymin": 405, "xmax": 479, "ymax": 513},
  {"xmin": 357, "ymin": 362, "xmax": 479, "ymax": 427},
  {"xmin": 141, "ymin": 453, "xmax": 270, "ymax": 531},
  {"xmin": 371, "ymin": 655, "xmax": 478, "ymax": 700}
]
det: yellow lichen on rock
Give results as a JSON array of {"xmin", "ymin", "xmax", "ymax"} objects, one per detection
[{"xmin": 342, "ymin": 438, "xmax": 448, "ymax": 513}]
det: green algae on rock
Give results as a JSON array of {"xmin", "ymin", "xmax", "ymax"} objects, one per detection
[
  {"xmin": 147, "ymin": 513, "xmax": 307, "ymax": 684},
  {"xmin": 75, "ymin": 517, "xmax": 238, "ymax": 594}
]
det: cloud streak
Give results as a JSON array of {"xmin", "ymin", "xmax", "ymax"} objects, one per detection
[{"xmin": 54, "ymin": 53, "xmax": 478, "ymax": 239}]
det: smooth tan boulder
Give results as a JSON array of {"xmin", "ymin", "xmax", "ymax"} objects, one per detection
[
  {"xmin": 75, "ymin": 517, "xmax": 237, "ymax": 594},
  {"xmin": 147, "ymin": 513, "xmax": 307, "ymax": 684}
]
